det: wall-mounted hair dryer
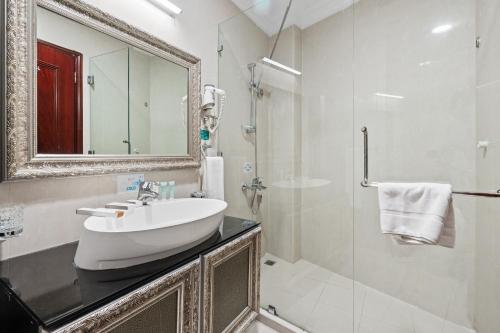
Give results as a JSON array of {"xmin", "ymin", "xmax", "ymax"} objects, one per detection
[
  {"xmin": 201, "ymin": 84, "xmax": 226, "ymax": 134},
  {"xmin": 202, "ymin": 84, "xmax": 225, "ymax": 110}
]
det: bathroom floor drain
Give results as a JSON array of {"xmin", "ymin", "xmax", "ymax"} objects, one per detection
[{"xmin": 264, "ymin": 260, "xmax": 276, "ymax": 266}]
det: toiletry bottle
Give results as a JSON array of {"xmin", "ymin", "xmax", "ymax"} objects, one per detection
[
  {"xmin": 160, "ymin": 182, "xmax": 169, "ymax": 200},
  {"xmin": 168, "ymin": 181, "xmax": 176, "ymax": 200},
  {"xmin": 200, "ymin": 128, "xmax": 210, "ymax": 141}
]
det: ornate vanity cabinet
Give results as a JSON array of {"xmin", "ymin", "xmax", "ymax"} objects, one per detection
[{"xmin": 0, "ymin": 218, "xmax": 261, "ymax": 333}]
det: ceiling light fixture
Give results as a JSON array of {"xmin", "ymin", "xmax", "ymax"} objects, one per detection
[
  {"xmin": 147, "ymin": 0, "xmax": 182, "ymax": 17},
  {"xmin": 375, "ymin": 93, "xmax": 405, "ymax": 99},
  {"xmin": 261, "ymin": 57, "xmax": 302, "ymax": 76},
  {"xmin": 432, "ymin": 24, "xmax": 452, "ymax": 34}
]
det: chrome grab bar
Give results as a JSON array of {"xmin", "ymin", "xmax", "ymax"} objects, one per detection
[{"xmin": 360, "ymin": 127, "xmax": 500, "ymax": 198}]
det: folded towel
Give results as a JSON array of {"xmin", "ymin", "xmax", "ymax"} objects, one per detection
[
  {"xmin": 378, "ymin": 183, "xmax": 455, "ymax": 248},
  {"xmin": 203, "ymin": 157, "xmax": 224, "ymax": 200}
]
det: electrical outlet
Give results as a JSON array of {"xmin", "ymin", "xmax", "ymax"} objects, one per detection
[{"xmin": 242, "ymin": 162, "xmax": 253, "ymax": 174}]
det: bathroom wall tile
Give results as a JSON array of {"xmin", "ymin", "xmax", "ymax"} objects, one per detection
[
  {"xmin": 0, "ymin": 170, "xmax": 198, "ymax": 260},
  {"xmin": 442, "ymin": 321, "xmax": 475, "ymax": 333},
  {"xmin": 411, "ymin": 308, "xmax": 446, "ymax": 333},
  {"xmin": 476, "ymin": 0, "xmax": 500, "ymax": 85},
  {"xmin": 1, "ymin": 0, "xmax": 246, "ymax": 260},
  {"xmin": 475, "ymin": 0, "xmax": 500, "ymax": 330},
  {"xmin": 218, "ymin": 10, "xmax": 269, "ymax": 229},
  {"xmin": 300, "ymin": 2, "xmax": 354, "ymax": 281}
]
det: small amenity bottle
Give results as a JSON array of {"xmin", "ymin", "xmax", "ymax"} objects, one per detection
[
  {"xmin": 160, "ymin": 182, "xmax": 169, "ymax": 200},
  {"xmin": 168, "ymin": 181, "xmax": 176, "ymax": 200}
]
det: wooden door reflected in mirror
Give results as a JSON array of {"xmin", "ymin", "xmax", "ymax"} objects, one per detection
[{"xmin": 37, "ymin": 40, "xmax": 83, "ymax": 154}]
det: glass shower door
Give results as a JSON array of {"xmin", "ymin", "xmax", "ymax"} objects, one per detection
[
  {"xmin": 89, "ymin": 48, "xmax": 129, "ymax": 154},
  {"xmin": 353, "ymin": 1, "xmax": 476, "ymax": 332},
  {"xmin": 220, "ymin": 1, "xmax": 499, "ymax": 332}
]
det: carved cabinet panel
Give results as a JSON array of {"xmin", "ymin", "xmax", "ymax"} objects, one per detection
[
  {"xmin": 202, "ymin": 227, "xmax": 261, "ymax": 333},
  {"xmin": 53, "ymin": 260, "xmax": 200, "ymax": 333}
]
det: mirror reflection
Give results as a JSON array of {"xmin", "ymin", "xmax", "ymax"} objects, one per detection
[{"xmin": 36, "ymin": 6, "xmax": 189, "ymax": 156}]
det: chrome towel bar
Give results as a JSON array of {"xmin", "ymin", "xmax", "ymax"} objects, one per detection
[{"xmin": 360, "ymin": 127, "xmax": 500, "ymax": 198}]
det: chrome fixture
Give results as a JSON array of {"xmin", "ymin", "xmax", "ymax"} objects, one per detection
[
  {"xmin": 267, "ymin": 305, "xmax": 278, "ymax": 316},
  {"xmin": 242, "ymin": 177, "xmax": 267, "ymax": 192},
  {"xmin": 191, "ymin": 191, "xmax": 207, "ymax": 198},
  {"xmin": 360, "ymin": 127, "xmax": 500, "ymax": 197},
  {"xmin": 246, "ymin": 63, "xmax": 262, "ymax": 177},
  {"xmin": 248, "ymin": 63, "xmax": 264, "ymax": 98},
  {"xmin": 269, "ymin": 0, "xmax": 293, "ymax": 60},
  {"xmin": 87, "ymin": 75, "xmax": 94, "ymax": 87},
  {"xmin": 259, "ymin": 0, "xmax": 301, "ymax": 76},
  {"xmin": 243, "ymin": 64, "xmax": 262, "ymax": 140},
  {"xmin": 105, "ymin": 202, "xmax": 142, "ymax": 210},
  {"xmin": 240, "ymin": 1, "xmax": 297, "ymax": 215},
  {"xmin": 242, "ymin": 125, "xmax": 256, "ymax": 134},
  {"xmin": 202, "ymin": 142, "xmax": 212, "ymax": 152},
  {"xmin": 76, "ymin": 208, "xmax": 125, "ymax": 218},
  {"xmin": 122, "ymin": 139, "xmax": 131, "ymax": 154},
  {"xmin": 137, "ymin": 181, "xmax": 160, "ymax": 204},
  {"xmin": 242, "ymin": 177, "xmax": 267, "ymax": 215}
]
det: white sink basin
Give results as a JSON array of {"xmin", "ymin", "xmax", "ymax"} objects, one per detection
[{"xmin": 74, "ymin": 198, "xmax": 227, "ymax": 270}]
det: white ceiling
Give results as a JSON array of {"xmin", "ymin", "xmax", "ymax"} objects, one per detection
[{"xmin": 231, "ymin": 0, "xmax": 357, "ymax": 36}]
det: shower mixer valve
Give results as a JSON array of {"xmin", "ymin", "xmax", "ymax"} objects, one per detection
[
  {"xmin": 242, "ymin": 177, "xmax": 267, "ymax": 192},
  {"xmin": 242, "ymin": 177, "xmax": 267, "ymax": 215}
]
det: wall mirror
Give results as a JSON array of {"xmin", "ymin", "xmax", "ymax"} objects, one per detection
[{"xmin": 4, "ymin": 0, "xmax": 201, "ymax": 180}]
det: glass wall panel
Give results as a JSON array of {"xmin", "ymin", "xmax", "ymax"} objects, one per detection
[
  {"xmin": 89, "ymin": 48, "xmax": 129, "ymax": 155},
  {"xmin": 219, "ymin": 1, "xmax": 355, "ymax": 331},
  {"xmin": 220, "ymin": 0, "xmax": 500, "ymax": 332}
]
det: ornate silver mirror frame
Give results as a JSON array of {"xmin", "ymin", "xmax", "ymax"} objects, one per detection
[
  {"xmin": 1, "ymin": 0, "xmax": 6, "ymax": 181},
  {"xmin": 5, "ymin": 0, "xmax": 201, "ymax": 180}
]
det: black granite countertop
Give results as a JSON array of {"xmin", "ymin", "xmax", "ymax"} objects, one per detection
[{"xmin": 0, "ymin": 216, "xmax": 258, "ymax": 330}]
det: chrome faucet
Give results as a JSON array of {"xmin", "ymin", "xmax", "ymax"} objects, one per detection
[
  {"xmin": 137, "ymin": 181, "xmax": 160, "ymax": 205},
  {"xmin": 242, "ymin": 177, "xmax": 267, "ymax": 191},
  {"xmin": 242, "ymin": 177, "xmax": 267, "ymax": 215}
]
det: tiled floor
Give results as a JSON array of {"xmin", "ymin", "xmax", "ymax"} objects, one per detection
[
  {"xmin": 244, "ymin": 321, "xmax": 280, "ymax": 333},
  {"xmin": 261, "ymin": 253, "xmax": 476, "ymax": 333}
]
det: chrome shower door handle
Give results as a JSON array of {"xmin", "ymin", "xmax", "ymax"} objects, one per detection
[{"xmin": 361, "ymin": 127, "xmax": 369, "ymax": 187}]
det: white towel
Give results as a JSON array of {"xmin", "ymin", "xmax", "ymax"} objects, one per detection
[
  {"xmin": 203, "ymin": 157, "xmax": 224, "ymax": 200},
  {"xmin": 378, "ymin": 183, "xmax": 455, "ymax": 248}
]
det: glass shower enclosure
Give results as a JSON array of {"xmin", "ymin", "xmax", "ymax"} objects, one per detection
[
  {"xmin": 218, "ymin": 0, "xmax": 500, "ymax": 332},
  {"xmin": 89, "ymin": 48, "xmax": 130, "ymax": 155},
  {"xmin": 89, "ymin": 47, "xmax": 153, "ymax": 155}
]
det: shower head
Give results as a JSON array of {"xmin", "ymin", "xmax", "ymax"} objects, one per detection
[{"xmin": 261, "ymin": 57, "xmax": 302, "ymax": 76}]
